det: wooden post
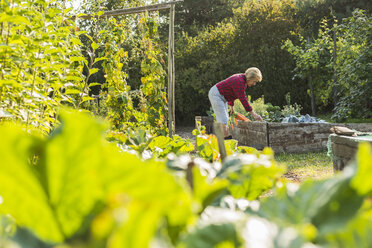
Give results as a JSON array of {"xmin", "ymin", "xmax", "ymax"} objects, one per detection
[
  {"xmin": 168, "ymin": 3, "xmax": 175, "ymax": 137},
  {"xmin": 171, "ymin": 3, "xmax": 176, "ymax": 136},
  {"xmin": 213, "ymin": 123, "xmax": 227, "ymax": 161},
  {"xmin": 186, "ymin": 161, "xmax": 195, "ymax": 190}
]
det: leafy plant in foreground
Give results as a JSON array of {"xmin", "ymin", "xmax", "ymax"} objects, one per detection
[
  {"xmin": 0, "ymin": 109, "xmax": 283, "ymax": 247},
  {"xmin": 0, "ymin": 109, "xmax": 193, "ymax": 247},
  {"xmin": 1, "ymin": 110, "xmax": 371, "ymax": 248}
]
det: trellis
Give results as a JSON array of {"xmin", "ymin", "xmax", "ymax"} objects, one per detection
[{"xmin": 78, "ymin": 0, "xmax": 183, "ymax": 137}]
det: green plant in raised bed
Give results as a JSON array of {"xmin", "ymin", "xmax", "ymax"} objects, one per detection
[
  {"xmin": 232, "ymin": 94, "xmax": 303, "ymax": 122},
  {"xmin": 281, "ymin": 92, "xmax": 303, "ymax": 117},
  {"xmin": 265, "ymin": 103, "xmax": 282, "ymax": 122}
]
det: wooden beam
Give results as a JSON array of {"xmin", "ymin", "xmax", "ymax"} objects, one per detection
[
  {"xmin": 171, "ymin": 3, "xmax": 176, "ymax": 136},
  {"xmin": 168, "ymin": 3, "xmax": 175, "ymax": 137},
  {"xmin": 77, "ymin": 1, "xmax": 183, "ymax": 19}
]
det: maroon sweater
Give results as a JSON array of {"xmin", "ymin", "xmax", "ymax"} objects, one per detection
[{"xmin": 216, "ymin": 73, "xmax": 252, "ymax": 112}]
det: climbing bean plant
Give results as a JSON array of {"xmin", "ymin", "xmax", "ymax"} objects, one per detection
[
  {"xmin": 79, "ymin": 10, "xmax": 169, "ymax": 135},
  {"xmin": 0, "ymin": 0, "xmax": 87, "ymax": 133},
  {"xmin": 1, "ymin": 0, "xmax": 169, "ymax": 135}
]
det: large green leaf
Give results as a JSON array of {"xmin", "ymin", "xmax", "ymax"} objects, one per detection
[
  {"xmin": 93, "ymin": 148, "xmax": 193, "ymax": 248},
  {"xmin": 38, "ymin": 110, "xmax": 107, "ymax": 238},
  {"xmin": 0, "ymin": 126, "xmax": 63, "ymax": 242},
  {"xmin": 196, "ymin": 134, "xmax": 219, "ymax": 161},
  {"xmin": 259, "ymin": 169, "xmax": 365, "ymax": 241},
  {"xmin": 182, "ymin": 222, "xmax": 242, "ymax": 248},
  {"xmin": 0, "ymin": 110, "xmax": 194, "ymax": 247},
  {"xmin": 218, "ymin": 154, "xmax": 285, "ymax": 200},
  {"xmin": 103, "ymin": 151, "xmax": 193, "ymax": 223},
  {"xmin": 351, "ymin": 142, "xmax": 372, "ymax": 196},
  {"xmin": 320, "ymin": 208, "xmax": 372, "ymax": 247}
]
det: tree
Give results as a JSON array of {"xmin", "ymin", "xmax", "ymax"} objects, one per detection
[
  {"xmin": 294, "ymin": 0, "xmax": 372, "ymax": 38},
  {"xmin": 283, "ymin": 9, "xmax": 372, "ymax": 120},
  {"xmin": 282, "ymin": 20, "xmax": 334, "ymax": 116},
  {"xmin": 332, "ymin": 9, "xmax": 372, "ymax": 120}
]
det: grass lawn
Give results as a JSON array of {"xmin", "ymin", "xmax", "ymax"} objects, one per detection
[{"xmin": 275, "ymin": 151, "xmax": 334, "ymax": 183}]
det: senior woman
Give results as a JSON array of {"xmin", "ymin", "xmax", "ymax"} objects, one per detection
[{"xmin": 208, "ymin": 67, "xmax": 263, "ymax": 139}]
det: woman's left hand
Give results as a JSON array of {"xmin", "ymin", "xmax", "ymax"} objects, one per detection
[
  {"xmin": 250, "ymin": 111, "xmax": 262, "ymax": 122},
  {"xmin": 255, "ymin": 115, "xmax": 263, "ymax": 122}
]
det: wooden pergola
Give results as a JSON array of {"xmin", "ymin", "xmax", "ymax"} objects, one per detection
[{"xmin": 78, "ymin": 1, "xmax": 183, "ymax": 137}]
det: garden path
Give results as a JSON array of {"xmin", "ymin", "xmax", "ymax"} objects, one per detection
[{"xmin": 175, "ymin": 126, "xmax": 195, "ymax": 140}]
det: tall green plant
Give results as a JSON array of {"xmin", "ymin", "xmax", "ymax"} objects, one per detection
[
  {"xmin": 137, "ymin": 15, "xmax": 168, "ymax": 135},
  {"xmin": 332, "ymin": 9, "xmax": 372, "ymax": 120},
  {"xmin": 0, "ymin": 0, "xmax": 86, "ymax": 132},
  {"xmin": 96, "ymin": 16, "xmax": 135, "ymax": 130},
  {"xmin": 77, "ymin": 7, "xmax": 168, "ymax": 134},
  {"xmin": 283, "ymin": 9, "xmax": 372, "ymax": 120},
  {"xmin": 282, "ymin": 18, "xmax": 334, "ymax": 116}
]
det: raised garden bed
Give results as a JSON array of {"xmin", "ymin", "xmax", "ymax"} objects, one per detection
[
  {"xmin": 330, "ymin": 134, "xmax": 372, "ymax": 171},
  {"xmin": 195, "ymin": 116, "xmax": 372, "ymax": 153}
]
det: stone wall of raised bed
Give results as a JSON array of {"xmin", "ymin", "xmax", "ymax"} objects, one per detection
[
  {"xmin": 195, "ymin": 116, "xmax": 372, "ymax": 153},
  {"xmin": 330, "ymin": 134, "xmax": 372, "ymax": 171},
  {"xmin": 234, "ymin": 122, "xmax": 372, "ymax": 153},
  {"xmin": 266, "ymin": 123, "xmax": 336, "ymax": 153}
]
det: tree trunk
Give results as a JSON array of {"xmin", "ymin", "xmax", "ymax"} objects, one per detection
[
  {"xmin": 309, "ymin": 72, "xmax": 316, "ymax": 116},
  {"xmin": 332, "ymin": 31, "xmax": 338, "ymax": 108}
]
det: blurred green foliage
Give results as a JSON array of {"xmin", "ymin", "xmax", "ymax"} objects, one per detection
[
  {"xmin": 1, "ymin": 109, "xmax": 372, "ymax": 248},
  {"xmin": 1, "ymin": 1, "xmax": 372, "ymax": 246}
]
